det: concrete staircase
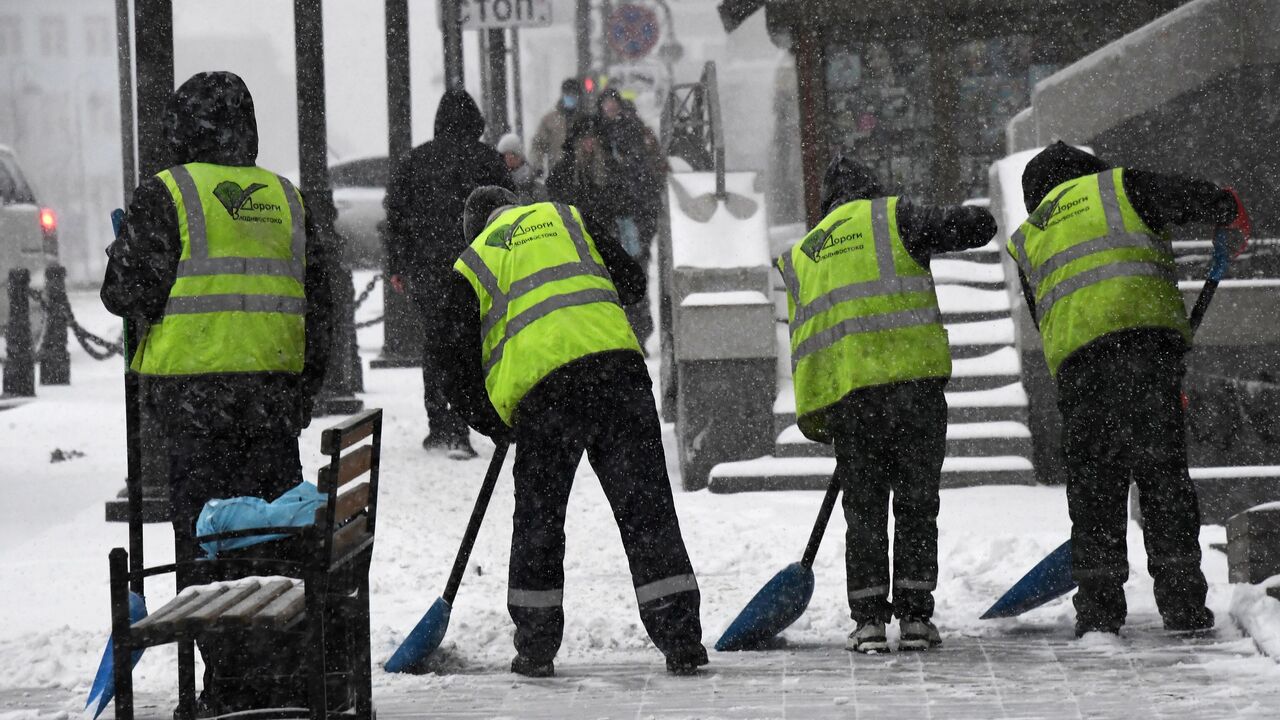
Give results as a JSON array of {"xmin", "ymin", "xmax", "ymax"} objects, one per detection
[{"xmin": 708, "ymin": 240, "xmax": 1037, "ymax": 493}]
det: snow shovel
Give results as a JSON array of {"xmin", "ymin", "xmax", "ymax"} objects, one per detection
[
  {"xmin": 716, "ymin": 473, "xmax": 841, "ymax": 651},
  {"xmin": 982, "ymin": 208, "xmax": 1251, "ymax": 620},
  {"xmin": 385, "ymin": 442, "xmax": 510, "ymax": 673},
  {"xmin": 84, "ymin": 590, "xmax": 148, "ymax": 719},
  {"xmin": 669, "ymin": 175, "xmax": 759, "ymax": 224}
]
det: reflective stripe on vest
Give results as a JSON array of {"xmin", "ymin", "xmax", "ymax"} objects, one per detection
[
  {"xmin": 1008, "ymin": 168, "xmax": 1189, "ymax": 375},
  {"xmin": 781, "ymin": 197, "xmax": 950, "ymax": 442},
  {"xmin": 453, "ymin": 202, "xmax": 640, "ymax": 425},
  {"xmin": 132, "ymin": 163, "xmax": 307, "ymax": 376}
]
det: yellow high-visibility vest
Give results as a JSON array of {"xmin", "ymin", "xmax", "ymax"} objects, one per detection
[
  {"xmin": 1008, "ymin": 168, "xmax": 1189, "ymax": 376},
  {"xmin": 132, "ymin": 162, "xmax": 306, "ymax": 376},
  {"xmin": 780, "ymin": 196, "xmax": 951, "ymax": 443},
  {"xmin": 453, "ymin": 202, "xmax": 641, "ymax": 425}
]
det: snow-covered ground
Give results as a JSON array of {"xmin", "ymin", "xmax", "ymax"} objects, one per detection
[{"xmin": 2, "ymin": 280, "xmax": 1278, "ymax": 718}]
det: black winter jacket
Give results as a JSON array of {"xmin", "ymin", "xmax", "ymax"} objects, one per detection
[
  {"xmin": 101, "ymin": 71, "xmax": 335, "ymax": 438},
  {"xmin": 1015, "ymin": 142, "xmax": 1239, "ymax": 333},
  {"xmin": 432, "ymin": 209, "xmax": 645, "ymax": 439},
  {"xmin": 383, "ymin": 90, "xmax": 513, "ymax": 286}
]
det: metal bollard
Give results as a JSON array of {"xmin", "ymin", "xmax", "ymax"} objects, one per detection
[
  {"xmin": 370, "ymin": 270, "xmax": 423, "ymax": 368},
  {"xmin": 3, "ymin": 268, "xmax": 35, "ymax": 397},
  {"xmin": 39, "ymin": 264, "xmax": 71, "ymax": 385},
  {"xmin": 313, "ymin": 261, "xmax": 364, "ymax": 416}
]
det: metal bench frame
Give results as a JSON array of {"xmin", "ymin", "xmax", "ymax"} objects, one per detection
[{"xmin": 107, "ymin": 408, "xmax": 382, "ymax": 720}]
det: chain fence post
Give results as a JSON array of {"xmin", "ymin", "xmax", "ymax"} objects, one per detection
[
  {"xmin": 39, "ymin": 265, "xmax": 71, "ymax": 385},
  {"xmin": 3, "ymin": 269, "xmax": 35, "ymax": 397}
]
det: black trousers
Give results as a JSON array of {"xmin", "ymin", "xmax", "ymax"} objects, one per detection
[
  {"xmin": 167, "ymin": 432, "xmax": 307, "ymax": 711},
  {"xmin": 410, "ymin": 278, "xmax": 469, "ymax": 444},
  {"xmin": 1057, "ymin": 331, "xmax": 1209, "ymax": 630},
  {"xmin": 832, "ymin": 379, "xmax": 947, "ymax": 622},
  {"xmin": 507, "ymin": 358, "xmax": 702, "ymax": 662}
]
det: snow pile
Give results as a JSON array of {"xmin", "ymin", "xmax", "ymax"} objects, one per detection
[
  {"xmin": 1230, "ymin": 576, "xmax": 1280, "ymax": 661},
  {"xmin": 667, "ymin": 171, "xmax": 769, "ymax": 269}
]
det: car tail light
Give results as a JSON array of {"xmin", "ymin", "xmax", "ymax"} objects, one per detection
[{"xmin": 39, "ymin": 207, "xmax": 57, "ymax": 235}]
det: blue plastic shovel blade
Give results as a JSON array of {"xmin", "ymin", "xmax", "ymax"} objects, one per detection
[
  {"xmin": 384, "ymin": 596, "xmax": 452, "ymax": 673},
  {"xmin": 85, "ymin": 591, "xmax": 148, "ymax": 719},
  {"xmin": 716, "ymin": 562, "xmax": 816, "ymax": 651},
  {"xmin": 981, "ymin": 540, "xmax": 1077, "ymax": 619}
]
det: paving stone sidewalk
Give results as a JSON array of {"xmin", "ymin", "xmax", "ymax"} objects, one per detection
[{"xmin": 12, "ymin": 616, "xmax": 1280, "ymax": 719}]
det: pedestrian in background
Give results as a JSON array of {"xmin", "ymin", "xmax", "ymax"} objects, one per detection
[
  {"xmin": 433, "ymin": 186, "xmax": 709, "ymax": 678},
  {"xmin": 530, "ymin": 78, "xmax": 582, "ymax": 178},
  {"xmin": 778, "ymin": 154, "xmax": 995, "ymax": 654},
  {"xmin": 498, "ymin": 132, "xmax": 549, "ymax": 204},
  {"xmin": 1010, "ymin": 141, "xmax": 1249, "ymax": 638},
  {"xmin": 101, "ymin": 71, "xmax": 335, "ymax": 714},
  {"xmin": 383, "ymin": 89, "xmax": 514, "ymax": 460}
]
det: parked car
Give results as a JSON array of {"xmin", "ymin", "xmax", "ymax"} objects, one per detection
[
  {"xmin": 0, "ymin": 145, "xmax": 58, "ymax": 347},
  {"xmin": 330, "ymin": 155, "xmax": 388, "ymax": 269}
]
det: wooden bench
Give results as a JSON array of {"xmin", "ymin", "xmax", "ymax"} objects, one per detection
[{"xmin": 108, "ymin": 408, "xmax": 382, "ymax": 720}]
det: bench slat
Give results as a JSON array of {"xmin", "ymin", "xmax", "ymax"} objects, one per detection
[
  {"xmin": 134, "ymin": 589, "xmax": 207, "ymax": 631},
  {"xmin": 318, "ymin": 444, "xmax": 373, "ymax": 492},
  {"xmin": 319, "ymin": 481, "xmax": 370, "ymax": 526},
  {"xmin": 180, "ymin": 581, "xmax": 264, "ymax": 629},
  {"xmin": 332, "ymin": 516, "xmax": 371, "ymax": 562},
  {"xmin": 220, "ymin": 578, "xmax": 297, "ymax": 622},
  {"xmin": 320, "ymin": 409, "xmax": 380, "ymax": 455},
  {"xmin": 251, "ymin": 584, "xmax": 307, "ymax": 628}
]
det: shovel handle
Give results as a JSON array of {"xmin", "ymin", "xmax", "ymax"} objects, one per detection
[
  {"xmin": 801, "ymin": 471, "xmax": 842, "ymax": 569},
  {"xmin": 443, "ymin": 442, "xmax": 509, "ymax": 605}
]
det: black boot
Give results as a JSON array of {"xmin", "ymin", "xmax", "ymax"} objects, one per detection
[{"xmin": 511, "ymin": 654, "xmax": 554, "ymax": 678}]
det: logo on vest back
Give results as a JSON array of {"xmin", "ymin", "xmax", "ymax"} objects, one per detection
[
  {"xmin": 483, "ymin": 211, "xmax": 556, "ymax": 251},
  {"xmin": 1027, "ymin": 184, "xmax": 1078, "ymax": 231},
  {"xmin": 800, "ymin": 218, "xmax": 864, "ymax": 262},
  {"xmin": 213, "ymin": 180, "xmax": 283, "ymax": 223}
]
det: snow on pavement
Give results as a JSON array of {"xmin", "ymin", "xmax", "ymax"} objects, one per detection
[{"xmin": 2, "ymin": 287, "xmax": 1279, "ymax": 718}]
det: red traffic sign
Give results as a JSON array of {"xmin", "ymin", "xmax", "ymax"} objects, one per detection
[{"xmin": 608, "ymin": 4, "xmax": 660, "ymax": 61}]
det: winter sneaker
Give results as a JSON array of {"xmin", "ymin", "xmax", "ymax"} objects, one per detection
[
  {"xmin": 446, "ymin": 437, "xmax": 478, "ymax": 460},
  {"xmin": 846, "ymin": 619, "xmax": 889, "ymax": 654},
  {"xmin": 510, "ymin": 655, "xmax": 555, "ymax": 678},
  {"xmin": 898, "ymin": 617, "xmax": 942, "ymax": 651},
  {"xmin": 664, "ymin": 644, "xmax": 709, "ymax": 676}
]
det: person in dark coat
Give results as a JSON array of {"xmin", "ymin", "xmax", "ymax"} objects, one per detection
[
  {"xmin": 100, "ymin": 70, "xmax": 335, "ymax": 714},
  {"xmin": 1013, "ymin": 141, "xmax": 1247, "ymax": 638},
  {"xmin": 596, "ymin": 89, "xmax": 666, "ymax": 347},
  {"xmin": 780, "ymin": 155, "xmax": 996, "ymax": 653},
  {"xmin": 431, "ymin": 187, "xmax": 708, "ymax": 678},
  {"xmin": 383, "ymin": 89, "xmax": 513, "ymax": 459}
]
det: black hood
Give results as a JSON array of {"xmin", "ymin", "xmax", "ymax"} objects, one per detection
[
  {"xmin": 434, "ymin": 89, "xmax": 487, "ymax": 142},
  {"xmin": 463, "ymin": 186, "xmax": 519, "ymax": 242},
  {"xmin": 1022, "ymin": 141, "xmax": 1110, "ymax": 212},
  {"xmin": 165, "ymin": 71, "xmax": 259, "ymax": 167},
  {"xmin": 820, "ymin": 154, "xmax": 883, "ymax": 214}
]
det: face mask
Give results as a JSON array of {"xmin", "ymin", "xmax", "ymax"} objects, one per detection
[{"xmin": 562, "ymin": 94, "xmax": 578, "ymax": 110}]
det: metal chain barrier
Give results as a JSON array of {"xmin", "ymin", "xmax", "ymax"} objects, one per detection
[
  {"xmin": 351, "ymin": 274, "xmax": 380, "ymax": 310},
  {"xmin": 355, "ymin": 314, "xmax": 385, "ymax": 329},
  {"xmin": 24, "ymin": 286, "xmax": 124, "ymax": 361}
]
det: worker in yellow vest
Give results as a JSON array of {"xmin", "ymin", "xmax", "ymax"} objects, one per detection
[
  {"xmin": 1010, "ymin": 142, "xmax": 1249, "ymax": 638},
  {"xmin": 780, "ymin": 155, "xmax": 995, "ymax": 653},
  {"xmin": 101, "ymin": 71, "xmax": 335, "ymax": 714},
  {"xmin": 433, "ymin": 186, "xmax": 707, "ymax": 677}
]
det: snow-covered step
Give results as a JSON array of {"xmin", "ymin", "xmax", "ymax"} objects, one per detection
[
  {"xmin": 775, "ymin": 421, "xmax": 1032, "ymax": 459},
  {"xmin": 707, "ymin": 454, "xmax": 1035, "ymax": 493},
  {"xmin": 946, "ymin": 318, "xmax": 1015, "ymax": 346},
  {"xmin": 931, "ymin": 258, "xmax": 1007, "ymax": 285},
  {"xmin": 773, "ymin": 380, "xmax": 1029, "ymax": 434},
  {"xmin": 953, "ymin": 346, "xmax": 1021, "ymax": 377},
  {"xmin": 936, "ymin": 285, "xmax": 1011, "ymax": 318}
]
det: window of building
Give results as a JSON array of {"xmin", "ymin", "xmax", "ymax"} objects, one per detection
[
  {"xmin": 39, "ymin": 16, "xmax": 67, "ymax": 58},
  {"xmin": 0, "ymin": 17, "xmax": 21, "ymax": 56},
  {"xmin": 85, "ymin": 16, "xmax": 112, "ymax": 57}
]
